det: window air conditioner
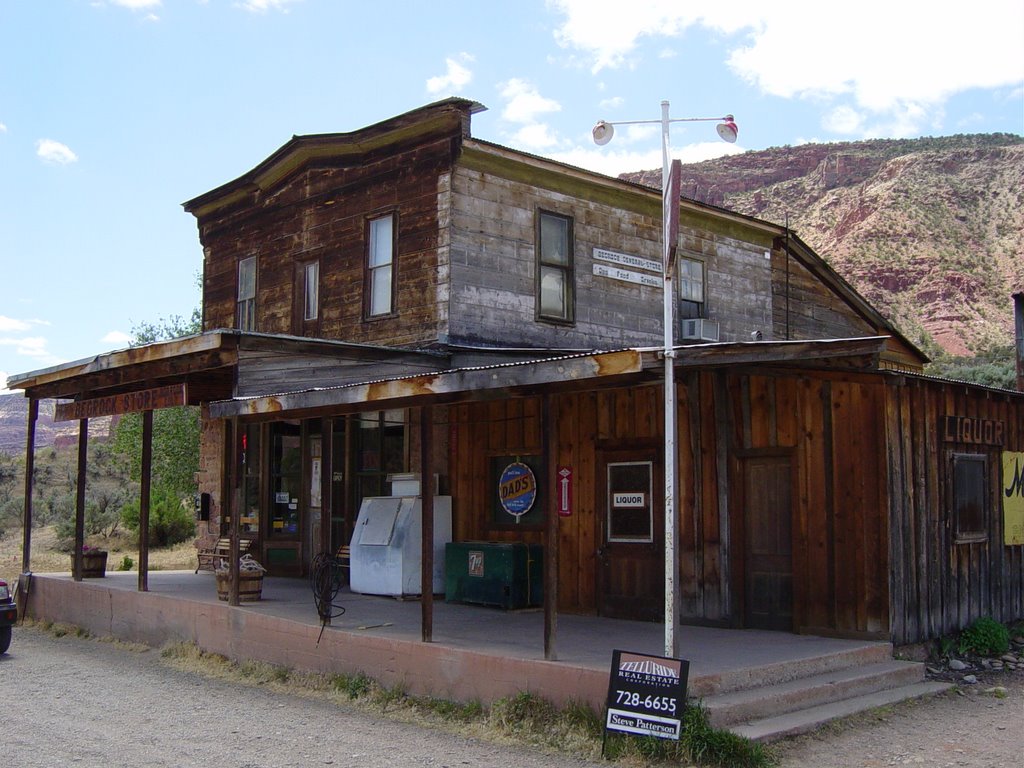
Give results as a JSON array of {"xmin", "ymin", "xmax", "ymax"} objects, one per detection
[{"xmin": 679, "ymin": 318, "xmax": 720, "ymax": 342}]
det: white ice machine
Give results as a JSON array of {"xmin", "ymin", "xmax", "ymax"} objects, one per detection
[{"xmin": 349, "ymin": 476, "xmax": 452, "ymax": 597}]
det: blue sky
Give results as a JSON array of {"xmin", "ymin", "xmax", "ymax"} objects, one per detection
[{"xmin": 2, "ymin": 0, "xmax": 1022, "ymax": 391}]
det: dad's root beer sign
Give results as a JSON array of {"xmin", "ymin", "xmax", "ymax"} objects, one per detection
[{"xmin": 604, "ymin": 650, "xmax": 689, "ymax": 742}]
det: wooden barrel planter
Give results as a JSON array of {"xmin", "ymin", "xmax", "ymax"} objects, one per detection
[
  {"xmin": 78, "ymin": 551, "xmax": 108, "ymax": 578},
  {"xmin": 215, "ymin": 571, "xmax": 263, "ymax": 602}
]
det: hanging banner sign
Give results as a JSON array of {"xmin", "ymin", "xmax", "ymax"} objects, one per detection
[
  {"xmin": 498, "ymin": 461, "xmax": 537, "ymax": 519},
  {"xmin": 1003, "ymin": 451, "xmax": 1024, "ymax": 546},
  {"xmin": 54, "ymin": 383, "xmax": 187, "ymax": 421},
  {"xmin": 605, "ymin": 650, "xmax": 689, "ymax": 741}
]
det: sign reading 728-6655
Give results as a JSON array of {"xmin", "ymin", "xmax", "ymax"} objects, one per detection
[{"xmin": 605, "ymin": 650, "xmax": 689, "ymax": 741}]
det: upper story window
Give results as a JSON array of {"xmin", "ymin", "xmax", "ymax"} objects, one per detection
[
  {"xmin": 237, "ymin": 256, "xmax": 257, "ymax": 331},
  {"xmin": 537, "ymin": 210, "xmax": 573, "ymax": 322},
  {"xmin": 678, "ymin": 257, "xmax": 705, "ymax": 319},
  {"xmin": 367, "ymin": 213, "xmax": 395, "ymax": 317},
  {"xmin": 303, "ymin": 260, "xmax": 319, "ymax": 321}
]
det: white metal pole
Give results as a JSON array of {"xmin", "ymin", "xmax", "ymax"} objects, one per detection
[{"xmin": 661, "ymin": 101, "xmax": 679, "ymax": 659}]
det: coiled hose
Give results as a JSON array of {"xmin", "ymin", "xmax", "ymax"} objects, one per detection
[{"xmin": 310, "ymin": 551, "xmax": 347, "ymax": 644}]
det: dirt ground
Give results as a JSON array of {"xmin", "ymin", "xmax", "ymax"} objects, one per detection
[{"xmin": 772, "ymin": 667, "xmax": 1023, "ymax": 768}]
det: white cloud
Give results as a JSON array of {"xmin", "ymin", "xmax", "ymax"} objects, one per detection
[
  {"xmin": 101, "ymin": 330, "xmax": 133, "ymax": 346},
  {"xmin": 550, "ymin": 1, "xmax": 1024, "ymax": 136},
  {"xmin": 0, "ymin": 335, "xmax": 54, "ymax": 360},
  {"xmin": 554, "ymin": 140, "xmax": 742, "ymax": 178},
  {"xmin": 109, "ymin": 0, "xmax": 161, "ymax": 8},
  {"xmin": 822, "ymin": 105, "xmax": 865, "ymax": 135},
  {"xmin": 235, "ymin": 0, "xmax": 301, "ymax": 13},
  {"xmin": 36, "ymin": 139, "xmax": 78, "ymax": 165},
  {"xmin": 500, "ymin": 79, "xmax": 562, "ymax": 123},
  {"xmin": 598, "ymin": 96, "xmax": 623, "ymax": 110},
  {"xmin": 0, "ymin": 316, "xmax": 31, "ymax": 333},
  {"xmin": 511, "ymin": 123, "xmax": 560, "ymax": 150},
  {"xmin": 426, "ymin": 54, "xmax": 475, "ymax": 96},
  {"xmin": 0, "ymin": 123, "xmax": 7, "ymax": 133}
]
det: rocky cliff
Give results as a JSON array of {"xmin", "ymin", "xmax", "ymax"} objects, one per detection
[{"xmin": 625, "ymin": 134, "xmax": 1024, "ymax": 356}]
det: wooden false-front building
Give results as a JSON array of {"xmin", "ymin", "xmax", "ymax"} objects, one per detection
[{"xmin": 9, "ymin": 99, "xmax": 1023, "ymax": 646}]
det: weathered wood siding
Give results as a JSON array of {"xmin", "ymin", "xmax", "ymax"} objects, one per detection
[
  {"xmin": 678, "ymin": 369, "xmax": 891, "ymax": 637},
  {"xmin": 197, "ymin": 137, "xmax": 455, "ymax": 347},
  {"xmin": 449, "ymin": 387, "xmax": 662, "ymax": 613},
  {"xmin": 886, "ymin": 377, "xmax": 1024, "ymax": 645},
  {"xmin": 447, "ymin": 162, "xmax": 775, "ymax": 349}
]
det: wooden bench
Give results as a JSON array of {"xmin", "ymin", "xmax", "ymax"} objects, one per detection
[{"xmin": 195, "ymin": 537, "xmax": 253, "ymax": 573}]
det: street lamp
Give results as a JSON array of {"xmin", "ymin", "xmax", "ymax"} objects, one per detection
[{"xmin": 593, "ymin": 101, "xmax": 738, "ymax": 658}]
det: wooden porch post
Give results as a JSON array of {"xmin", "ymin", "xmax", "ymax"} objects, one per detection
[
  {"xmin": 73, "ymin": 418, "xmax": 89, "ymax": 582},
  {"xmin": 420, "ymin": 404, "xmax": 435, "ymax": 642},
  {"xmin": 138, "ymin": 409, "xmax": 153, "ymax": 592},
  {"xmin": 319, "ymin": 417, "xmax": 333, "ymax": 624},
  {"xmin": 543, "ymin": 395, "xmax": 559, "ymax": 661},
  {"xmin": 20, "ymin": 397, "xmax": 38, "ymax": 576},
  {"xmin": 228, "ymin": 417, "xmax": 240, "ymax": 606}
]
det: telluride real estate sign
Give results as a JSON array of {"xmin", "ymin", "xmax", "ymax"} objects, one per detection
[{"xmin": 604, "ymin": 650, "xmax": 689, "ymax": 742}]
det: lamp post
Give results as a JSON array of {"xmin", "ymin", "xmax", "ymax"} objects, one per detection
[{"xmin": 593, "ymin": 102, "xmax": 737, "ymax": 658}]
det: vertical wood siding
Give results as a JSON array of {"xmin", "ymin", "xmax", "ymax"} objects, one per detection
[{"xmin": 887, "ymin": 378, "xmax": 1024, "ymax": 645}]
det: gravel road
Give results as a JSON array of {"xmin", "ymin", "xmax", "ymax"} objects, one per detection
[
  {"xmin": 0, "ymin": 626, "xmax": 603, "ymax": 768},
  {"xmin": 2, "ymin": 625, "xmax": 1021, "ymax": 768}
]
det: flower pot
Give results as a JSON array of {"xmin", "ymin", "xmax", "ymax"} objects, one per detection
[
  {"xmin": 215, "ymin": 571, "xmax": 263, "ymax": 602},
  {"xmin": 78, "ymin": 551, "xmax": 108, "ymax": 578}
]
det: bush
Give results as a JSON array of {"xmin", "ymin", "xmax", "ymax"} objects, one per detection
[
  {"xmin": 120, "ymin": 485, "xmax": 195, "ymax": 547},
  {"xmin": 958, "ymin": 617, "xmax": 1010, "ymax": 657}
]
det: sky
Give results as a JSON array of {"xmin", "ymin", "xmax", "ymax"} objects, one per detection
[{"xmin": 1, "ymin": 0, "xmax": 1022, "ymax": 392}]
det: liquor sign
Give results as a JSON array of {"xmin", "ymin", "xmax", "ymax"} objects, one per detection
[
  {"xmin": 1004, "ymin": 451, "xmax": 1024, "ymax": 546},
  {"xmin": 54, "ymin": 383, "xmax": 187, "ymax": 422},
  {"xmin": 605, "ymin": 650, "xmax": 689, "ymax": 742}
]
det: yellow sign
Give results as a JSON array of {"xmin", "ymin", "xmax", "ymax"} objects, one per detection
[{"xmin": 1003, "ymin": 452, "xmax": 1024, "ymax": 546}]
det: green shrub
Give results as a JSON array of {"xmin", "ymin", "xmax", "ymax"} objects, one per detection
[
  {"xmin": 958, "ymin": 617, "xmax": 1010, "ymax": 657},
  {"xmin": 120, "ymin": 485, "xmax": 195, "ymax": 547},
  {"xmin": 117, "ymin": 555, "xmax": 134, "ymax": 571}
]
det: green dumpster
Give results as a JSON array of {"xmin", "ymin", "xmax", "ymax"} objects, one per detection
[{"xmin": 445, "ymin": 542, "xmax": 543, "ymax": 609}]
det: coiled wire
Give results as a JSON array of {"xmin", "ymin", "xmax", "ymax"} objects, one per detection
[{"xmin": 310, "ymin": 551, "xmax": 347, "ymax": 645}]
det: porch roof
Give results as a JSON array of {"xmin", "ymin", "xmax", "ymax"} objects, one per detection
[{"xmin": 208, "ymin": 336, "xmax": 890, "ymax": 420}]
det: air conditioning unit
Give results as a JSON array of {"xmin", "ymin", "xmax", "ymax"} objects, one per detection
[{"xmin": 679, "ymin": 318, "xmax": 720, "ymax": 342}]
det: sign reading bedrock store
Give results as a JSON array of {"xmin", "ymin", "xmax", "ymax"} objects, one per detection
[{"xmin": 605, "ymin": 650, "xmax": 689, "ymax": 741}]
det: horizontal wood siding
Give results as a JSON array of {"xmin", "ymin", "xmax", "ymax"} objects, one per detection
[
  {"xmin": 197, "ymin": 137, "xmax": 454, "ymax": 347},
  {"xmin": 888, "ymin": 377, "xmax": 1024, "ymax": 645}
]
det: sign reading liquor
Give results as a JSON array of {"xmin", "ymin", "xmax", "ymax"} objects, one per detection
[
  {"xmin": 54, "ymin": 384, "xmax": 188, "ymax": 422},
  {"xmin": 498, "ymin": 461, "xmax": 537, "ymax": 520},
  {"xmin": 605, "ymin": 650, "xmax": 689, "ymax": 741}
]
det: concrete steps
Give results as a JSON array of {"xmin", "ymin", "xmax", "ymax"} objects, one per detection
[{"xmin": 697, "ymin": 645, "xmax": 953, "ymax": 742}]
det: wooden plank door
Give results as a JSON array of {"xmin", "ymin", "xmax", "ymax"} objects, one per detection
[
  {"xmin": 597, "ymin": 449, "xmax": 663, "ymax": 621},
  {"xmin": 742, "ymin": 454, "xmax": 793, "ymax": 631}
]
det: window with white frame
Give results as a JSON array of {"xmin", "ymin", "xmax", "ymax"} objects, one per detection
[
  {"xmin": 537, "ymin": 210, "xmax": 573, "ymax": 322},
  {"xmin": 237, "ymin": 256, "xmax": 256, "ymax": 331},
  {"xmin": 678, "ymin": 257, "xmax": 705, "ymax": 319},
  {"xmin": 367, "ymin": 214, "xmax": 394, "ymax": 317}
]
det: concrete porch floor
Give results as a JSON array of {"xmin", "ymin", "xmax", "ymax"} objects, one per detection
[{"xmin": 21, "ymin": 570, "xmax": 898, "ymax": 713}]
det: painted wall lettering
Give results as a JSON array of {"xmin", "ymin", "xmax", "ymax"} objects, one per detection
[{"xmin": 942, "ymin": 415, "xmax": 1005, "ymax": 446}]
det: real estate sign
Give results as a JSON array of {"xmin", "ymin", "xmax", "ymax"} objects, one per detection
[{"xmin": 605, "ymin": 650, "xmax": 689, "ymax": 741}]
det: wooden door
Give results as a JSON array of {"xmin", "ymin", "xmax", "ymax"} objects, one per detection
[
  {"xmin": 742, "ymin": 454, "xmax": 793, "ymax": 631},
  {"xmin": 597, "ymin": 449, "xmax": 663, "ymax": 621}
]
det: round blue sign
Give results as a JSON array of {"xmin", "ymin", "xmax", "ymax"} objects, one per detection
[{"xmin": 498, "ymin": 461, "xmax": 537, "ymax": 518}]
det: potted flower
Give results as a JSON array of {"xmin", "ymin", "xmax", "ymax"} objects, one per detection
[
  {"xmin": 78, "ymin": 545, "xmax": 108, "ymax": 578},
  {"xmin": 215, "ymin": 553, "xmax": 266, "ymax": 602}
]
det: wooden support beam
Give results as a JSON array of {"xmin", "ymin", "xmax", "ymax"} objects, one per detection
[
  {"xmin": 20, "ymin": 397, "xmax": 38, "ymax": 575},
  {"xmin": 543, "ymin": 395, "xmax": 558, "ymax": 661},
  {"xmin": 138, "ymin": 409, "xmax": 153, "ymax": 592},
  {"xmin": 420, "ymin": 404, "xmax": 435, "ymax": 643},
  {"xmin": 73, "ymin": 419, "xmax": 89, "ymax": 582},
  {"xmin": 228, "ymin": 417, "xmax": 240, "ymax": 606},
  {"xmin": 319, "ymin": 417, "xmax": 333, "ymax": 625}
]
